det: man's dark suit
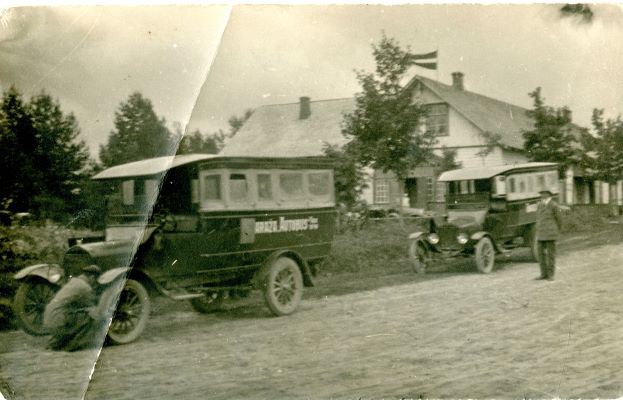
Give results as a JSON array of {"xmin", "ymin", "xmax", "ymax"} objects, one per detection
[{"xmin": 536, "ymin": 199, "xmax": 563, "ymax": 279}]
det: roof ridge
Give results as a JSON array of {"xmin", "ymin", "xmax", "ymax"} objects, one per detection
[
  {"xmin": 415, "ymin": 75, "xmax": 530, "ymax": 113},
  {"xmin": 255, "ymin": 96, "xmax": 354, "ymax": 109}
]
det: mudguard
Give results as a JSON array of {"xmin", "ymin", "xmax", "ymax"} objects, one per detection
[
  {"xmin": 14, "ymin": 264, "xmax": 64, "ymax": 284},
  {"xmin": 252, "ymin": 249, "xmax": 314, "ymax": 288},
  {"xmin": 470, "ymin": 232, "xmax": 500, "ymax": 252},
  {"xmin": 97, "ymin": 267, "xmax": 131, "ymax": 285},
  {"xmin": 408, "ymin": 231, "xmax": 426, "ymax": 241}
]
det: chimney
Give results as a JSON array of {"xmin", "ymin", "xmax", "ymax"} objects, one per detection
[
  {"xmin": 451, "ymin": 72, "xmax": 464, "ymax": 90},
  {"xmin": 299, "ymin": 96, "xmax": 311, "ymax": 120}
]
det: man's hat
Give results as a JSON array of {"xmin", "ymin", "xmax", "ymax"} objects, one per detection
[
  {"xmin": 81, "ymin": 264, "xmax": 101, "ymax": 274},
  {"xmin": 539, "ymin": 189, "xmax": 553, "ymax": 196}
]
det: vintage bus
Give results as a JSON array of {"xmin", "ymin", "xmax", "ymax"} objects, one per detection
[
  {"xmin": 14, "ymin": 154, "xmax": 337, "ymax": 344},
  {"xmin": 409, "ymin": 162, "xmax": 560, "ymax": 274}
]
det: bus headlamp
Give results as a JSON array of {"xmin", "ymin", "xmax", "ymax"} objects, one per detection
[
  {"xmin": 457, "ymin": 233, "xmax": 469, "ymax": 245},
  {"xmin": 427, "ymin": 233, "xmax": 439, "ymax": 244}
]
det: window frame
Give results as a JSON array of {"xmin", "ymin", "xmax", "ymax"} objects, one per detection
[{"xmin": 424, "ymin": 102, "xmax": 450, "ymax": 137}]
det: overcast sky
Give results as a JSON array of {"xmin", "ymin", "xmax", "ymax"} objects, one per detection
[{"xmin": 1, "ymin": 4, "xmax": 623, "ymax": 159}]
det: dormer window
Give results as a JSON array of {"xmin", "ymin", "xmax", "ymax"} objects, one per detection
[{"xmin": 424, "ymin": 103, "xmax": 449, "ymax": 136}]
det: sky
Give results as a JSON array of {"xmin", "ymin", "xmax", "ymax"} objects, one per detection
[{"xmin": 1, "ymin": 4, "xmax": 623, "ymax": 159}]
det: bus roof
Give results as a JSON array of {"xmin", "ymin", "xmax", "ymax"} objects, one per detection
[
  {"xmin": 92, "ymin": 154, "xmax": 332, "ymax": 180},
  {"xmin": 437, "ymin": 162, "xmax": 557, "ymax": 182}
]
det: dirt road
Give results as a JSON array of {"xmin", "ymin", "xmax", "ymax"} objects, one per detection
[{"xmin": 2, "ymin": 243, "xmax": 623, "ymax": 399}]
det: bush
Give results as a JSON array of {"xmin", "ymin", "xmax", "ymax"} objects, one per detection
[
  {"xmin": 323, "ymin": 218, "xmax": 424, "ymax": 275},
  {"xmin": 562, "ymin": 205, "xmax": 613, "ymax": 233}
]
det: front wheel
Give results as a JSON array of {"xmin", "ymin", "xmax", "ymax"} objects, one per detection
[
  {"xmin": 409, "ymin": 241, "xmax": 429, "ymax": 274},
  {"xmin": 107, "ymin": 279, "xmax": 150, "ymax": 345},
  {"xmin": 475, "ymin": 237, "xmax": 495, "ymax": 274},
  {"xmin": 263, "ymin": 257, "xmax": 303, "ymax": 316},
  {"xmin": 13, "ymin": 280, "xmax": 59, "ymax": 336}
]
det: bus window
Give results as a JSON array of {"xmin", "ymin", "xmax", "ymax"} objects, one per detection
[
  {"xmin": 460, "ymin": 180, "xmax": 469, "ymax": 194},
  {"xmin": 203, "ymin": 175, "xmax": 221, "ymax": 201},
  {"xmin": 508, "ymin": 177, "xmax": 516, "ymax": 193},
  {"xmin": 474, "ymin": 179, "xmax": 491, "ymax": 193},
  {"xmin": 308, "ymin": 172, "xmax": 331, "ymax": 196},
  {"xmin": 122, "ymin": 180, "xmax": 134, "ymax": 205},
  {"xmin": 527, "ymin": 176, "xmax": 534, "ymax": 193},
  {"xmin": 537, "ymin": 174, "xmax": 545, "ymax": 191},
  {"xmin": 279, "ymin": 173, "xmax": 304, "ymax": 199},
  {"xmin": 229, "ymin": 174, "xmax": 248, "ymax": 202},
  {"xmin": 519, "ymin": 178, "xmax": 526, "ymax": 193},
  {"xmin": 257, "ymin": 174, "xmax": 273, "ymax": 201}
]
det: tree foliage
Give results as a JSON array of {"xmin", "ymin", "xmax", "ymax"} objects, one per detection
[
  {"xmin": 228, "ymin": 109, "xmax": 254, "ymax": 137},
  {"xmin": 582, "ymin": 109, "xmax": 623, "ymax": 183},
  {"xmin": 177, "ymin": 129, "xmax": 225, "ymax": 155},
  {"xmin": 0, "ymin": 87, "xmax": 89, "ymax": 217},
  {"xmin": 99, "ymin": 92, "xmax": 176, "ymax": 167},
  {"xmin": 342, "ymin": 34, "xmax": 437, "ymax": 186},
  {"xmin": 522, "ymin": 87, "xmax": 579, "ymax": 177},
  {"xmin": 323, "ymin": 143, "xmax": 367, "ymax": 208}
]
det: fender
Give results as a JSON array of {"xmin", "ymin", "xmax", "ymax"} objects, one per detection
[
  {"xmin": 470, "ymin": 232, "xmax": 501, "ymax": 252},
  {"xmin": 14, "ymin": 264, "xmax": 64, "ymax": 284},
  {"xmin": 97, "ymin": 267, "xmax": 131, "ymax": 285},
  {"xmin": 252, "ymin": 249, "xmax": 314, "ymax": 289},
  {"xmin": 408, "ymin": 231, "xmax": 426, "ymax": 241}
]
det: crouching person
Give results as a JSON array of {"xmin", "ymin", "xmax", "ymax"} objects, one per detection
[{"xmin": 43, "ymin": 265, "xmax": 113, "ymax": 351}]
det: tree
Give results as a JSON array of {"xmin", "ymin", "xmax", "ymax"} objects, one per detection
[
  {"xmin": 28, "ymin": 92, "xmax": 89, "ymax": 217},
  {"xmin": 522, "ymin": 87, "xmax": 580, "ymax": 177},
  {"xmin": 177, "ymin": 129, "xmax": 225, "ymax": 155},
  {"xmin": 99, "ymin": 92, "xmax": 175, "ymax": 167},
  {"xmin": 437, "ymin": 147, "xmax": 462, "ymax": 172},
  {"xmin": 582, "ymin": 109, "xmax": 623, "ymax": 183},
  {"xmin": 323, "ymin": 143, "xmax": 367, "ymax": 209},
  {"xmin": 0, "ymin": 87, "xmax": 90, "ymax": 218},
  {"xmin": 342, "ymin": 34, "xmax": 437, "ymax": 208},
  {"xmin": 0, "ymin": 86, "xmax": 38, "ymax": 211},
  {"xmin": 228, "ymin": 109, "xmax": 253, "ymax": 137}
]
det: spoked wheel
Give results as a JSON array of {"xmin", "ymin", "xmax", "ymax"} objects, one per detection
[
  {"xmin": 475, "ymin": 237, "xmax": 495, "ymax": 274},
  {"xmin": 263, "ymin": 257, "xmax": 303, "ymax": 316},
  {"xmin": 409, "ymin": 241, "xmax": 429, "ymax": 274},
  {"xmin": 190, "ymin": 291, "xmax": 224, "ymax": 314},
  {"xmin": 13, "ymin": 280, "xmax": 59, "ymax": 336},
  {"xmin": 107, "ymin": 279, "xmax": 150, "ymax": 345}
]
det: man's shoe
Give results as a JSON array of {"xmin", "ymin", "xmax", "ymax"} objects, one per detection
[
  {"xmin": 546, "ymin": 277, "xmax": 555, "ymax": 281},
  {"xmin": 534, "ymin": 276, "xmax": 547, "ymax": 280}
]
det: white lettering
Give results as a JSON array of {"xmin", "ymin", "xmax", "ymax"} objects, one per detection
[{"xmin": 255, "ymin": 216, "xmax": 319, "ymax": 234}]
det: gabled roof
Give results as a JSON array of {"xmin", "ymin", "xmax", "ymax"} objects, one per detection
[
  {"xmin": 92, "ymin": 154, "xmax": 216, "ymax": 180},
  {"xmin": 412, "ymin": 76, "xmax": 533, "ymax": 150},
  {"xmin": 220, "ymin": 75, "xmax": 583, "ymax": 157},
  {"xmin": 220, "ymin": 98, "xmax": 354, "ymax": 157},
  {"xmin": 438, "ymin": 162, "xmax": 557, "ymax": 182}
]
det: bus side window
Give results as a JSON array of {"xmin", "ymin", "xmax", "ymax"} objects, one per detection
[
  {"xmin": 308, "ymin": 172, "xmax": 331, "ymax": 196},
  {"xmin": 257, "ymin": 173, "xmax": 273, "ymax": 201},
  {"xmin": 203, "ymin": 175, "xmax": 222, "ymax": 201},
  {"xmin": 508, "ymin": 177, "xmax": 516, "ymax": 193},
  {"xmin": 229, "ymin": 174, "xmax": 248, "ymax": 202},
  {"xmin": 279, "ymin": 172, "xmax": 305, "ymax": 200},
  {"xmin": 537, "ymin": 174, "xmax": 546, "ymax": 191}
]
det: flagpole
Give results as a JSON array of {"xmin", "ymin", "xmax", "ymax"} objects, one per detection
[{"xmin": 436, "ymin": 47, "xmax": 439, "ymax": 82}]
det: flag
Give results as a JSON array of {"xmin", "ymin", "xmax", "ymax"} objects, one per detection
[{"xmin": 410, "ymin": 50, "xmax": 437, "ymax": 70}]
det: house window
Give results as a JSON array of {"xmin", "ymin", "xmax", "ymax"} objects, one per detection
[
  {"xmin": 427, "ymin": 178, "xmax": 434, "ymax": 201},
  {"xmin": 424, "ymin": 103, "xmax": 449, "ymax": 136},
  {"xmin": 374, "ymin": 179, "xmax": 390, "ymax": 204}
]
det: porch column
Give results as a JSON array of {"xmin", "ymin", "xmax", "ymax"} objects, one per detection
[
  {"xmin": 602, "ymin": 181, "xmax": 610, "ymax": 204},
  {"xmin": 565, "ymin": 167, "xmax": 574, "ymax": 205},
  {"xmin": 594, "ymin": 180, "xmax": 601, "ymax": 204},
  {"xmin": 617, "ymin": 180, "xmax": 623, "ymax": 206}
]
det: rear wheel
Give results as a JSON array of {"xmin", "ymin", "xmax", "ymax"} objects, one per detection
[
  {"xmin": 475, "ymin": 237, "xmax": 495, "ymax": 274},
  {"xmin": 107, "ymin": 279, "xmax": 150, "ymax": 345},
  {"xmin": 190, "ymin": 291, "xmax": 224, "ymax": 314},
  {"xmin": 409, "ymin": 241, "xmax": 429, "ymax": 274},
  {"xmin": 13, "ymin": 280, "xmax": 58, "ymax": 336},
  {"xmin": 263, "ymin": 257, "xmax": 303, "ymax": 316}
]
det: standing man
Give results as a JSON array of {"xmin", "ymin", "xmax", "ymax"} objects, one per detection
[{"xmin": 535, "ymin": 189, "xmax": 564, "ymax": 281}]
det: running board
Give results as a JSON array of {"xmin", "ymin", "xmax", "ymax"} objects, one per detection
[{"xmin": 160, "ymin": 287, "xmax": 204, "ymax": 300}]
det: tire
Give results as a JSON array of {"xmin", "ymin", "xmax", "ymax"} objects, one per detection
[
  {"xmin": 13, "ymin": 280, "xmax": 59, "ymax": 336},
  {"xmin": 263, "ymin": 257, "xmax": 304, "ymax": 316},
  {"xmin": 190, "ymin": 291, "xmax": 223, "ymax": 314},
  {"xmin": 107, "ymin": 279, "xmax": 150, "ymax": 345},
  {"xmin": 408, "ymin": 241, "xmax": 429, "ymax": 274},
  {"xmin": 475, "ymin": 237, "xmax": 495, "ymax": 274}
]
